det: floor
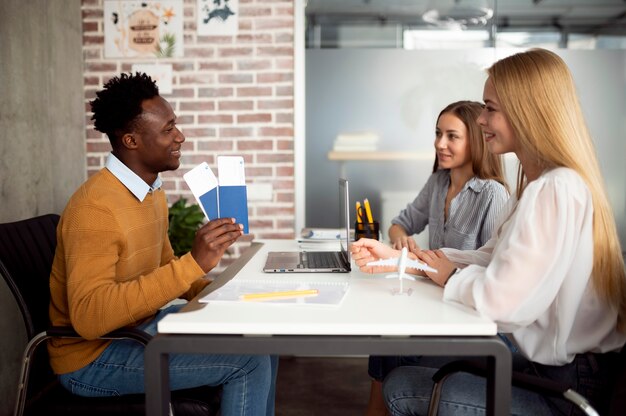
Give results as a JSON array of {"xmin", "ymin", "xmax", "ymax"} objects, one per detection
[{"xmin": 275, "ymin": 356, "xmax": 371, "ymax": 416}]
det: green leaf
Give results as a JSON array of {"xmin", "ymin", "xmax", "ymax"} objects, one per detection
[{"xmin": 168, "ymin": 198, "xmax": 204, "ymax": 257}]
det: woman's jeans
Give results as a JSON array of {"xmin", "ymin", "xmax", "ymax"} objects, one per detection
[
  {"xmin": 59, "ymin": 304, "xmax": 279, "ymax": 416},
  {"xmin": 369, "ymin": 333, "xmax": 518, "ymax": 382},
  {"xmin": 382, "ymin": 351, "xmax": 619, "ymax": 416}
]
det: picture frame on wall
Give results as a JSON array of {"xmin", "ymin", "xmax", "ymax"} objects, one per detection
[
  {"xmin": 104, "ymin": 0, "xmax": 184, "ymax": 58},
  {"xmin": 197, "ymin": 0, "xmax": 239, "ymax": 36}
]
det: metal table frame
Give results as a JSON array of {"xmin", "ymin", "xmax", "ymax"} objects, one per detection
[{"xmin": 145, "ymin": 333, "xmax": 511, "ymax": 415}]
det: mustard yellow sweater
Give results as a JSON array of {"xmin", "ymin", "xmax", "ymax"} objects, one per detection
[{"xmin": 48, "ymin": 169, "xmax": 208, "ymax": 374}]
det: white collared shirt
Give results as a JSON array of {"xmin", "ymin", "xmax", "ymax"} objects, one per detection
[
  {"xmin": 442, "ymin": 167, "xmax": 625, "ymax": 365},
  {"xmin": 105, "ymin": 152, "xmax": 162, "ymax": 202}
]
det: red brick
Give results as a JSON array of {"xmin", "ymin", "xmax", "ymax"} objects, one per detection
[
  {"xmin": 237, "ymin": 60, "xmax": 272, "ymax": 71},
  {"xmin": 275, "ymin": 32, "xmax": 294, "ymax": 43},
  {"xmin": 219, "ymin": 47, "xmax": 253, "ymax": 58},
  {"xmin": 237, "ymin": 86, "xmax": 272, "ymax": 97},
  {"xmin": 276, "ymin": 85, "xmax": 293, "ymax": 96},
  {"xmin": 277, "ymin": 139, "xmax": 294, "ymax": 150},
  {"xmin": 83, "ymin": 49, "xmax": 101, "ymax": 60},
  {"xmin": 180, "ymin": 74, "xmax": 216, "ymax": 84},
  {"xmin": 249, "ymin": 219, "xmax": 274, "ymax": 228},
  {"xmin": 169, "ymin": 88, "xmax": 195, "ymax": 98},
  {"xmin": 83, "ymin": 35, "xmax": 103, "ymax": 45},
  {"xmin": 257, "ymin": 46, "xmax": 293, "ymax": 56},
  {"xmin": 239, "ymin": 6, "xmax": 272, "ymax": 17},
  {"xmin": 258, "ymin": 99, "xmax": 293, "ymax": 110},
  {"xmin": 218, "ymin": 101, "xmax": 254, "ymax": 111},
  {"xmin": 86, "ymin": 142, "xmax": 113, "ymax": 153},
  {"xmin": 276, "ymin": 192, "xmax": 294, "ymax": 203},
  {"xmin": 82, "ymin": 9, "xmax": 102, "ymax": 19},
  {"xmin": 86, "ymin": 62, "xmax": 118, "ymax": 72},
  {"xmin": 255, "ymin": 19, "xmax": 293, "ymax": 30},
  {"xmin": 276, "ymin": 58, "xmax": 295, "ymax": 69},
  {"xmin": 176, "ymin": 115, "xmax": 195, "ymax": 125},
  {"xmin": 198, "ymin": 114, "xmax": 234, "ymax": 124},
  {"xmin": 197, "ymin": 141, "xmax": 235, "ymax": 152},
  {"xmin": 238, "ymin": 20, "xmax": 252, "ymax": 31},
  {"xmin": 271, "ymin": 179, "xmax": 295, "ymax": 190},
  {"xmin": 179, "ymin": 101, "xmax": 216, "ymax": 111},
  {"xmin": 83, "ymin": 21, "xmax": 98, "ymax": 32},
  {"xmin": 182, "ymin": 127, "xmax": 217, "ymax": 138},
  {"xmin": 199, "ymin": 61, "xmax": 234, "ymax": 71},
  {"xmin": 198, "ymin": 87, "xmax": 234, "ymax": 98},
  {"xmin": 184, "ymin": 47, "xmax": 215, "ymax": 58},
  {"xmin": 172, "ymin": 62, "xmax": 196, "ymax": 71},
  {"xmin": 237, "ymin": 113, "xmax": 272, "ymax": 123},
  {"xmin": 259, "ymin": 127, "xmax": 293, "ymax": 136},
  {"xmin": 197, "ymin": 35, "xmax": 233, "ymax": 44},
  {"xmin": 257, "ymin": 72, "xmax": 293, "ymax": 83},
  {"xmin": 246, "ymin": 167, "xmax": 273, "ymax": 177},
  {"xmin": 275, "ymin": 113, "xmax": 294, "ymax": 123},
  {"xmin": 220, "ymin": 127, "xmax": 254, "ymax": 138},
  {"xmin": 276, "ymin": 166, "xmax": 294, "ymax": 176},
  {"xmin": 218, "ymin": 73, "xmax": 254, "ymax": 84},
  {"xmin": 257, "ymin": 153, "xmax": 293, "ymax": 163},
  {"xmin": 237, "ymin": 140, "xmax": 273, "ymax": 150}
]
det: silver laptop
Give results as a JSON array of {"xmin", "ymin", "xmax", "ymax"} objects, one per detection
[{"xmin": 263, "ymin": 178, "xmax": 351, "ymax": 273}]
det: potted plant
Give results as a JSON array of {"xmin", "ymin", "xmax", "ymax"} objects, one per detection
[{"xmin": 168, "ymin": 198, "xmax": 204, "ymax": 257}]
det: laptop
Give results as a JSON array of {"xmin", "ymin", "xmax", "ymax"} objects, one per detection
[{"xmin": 263, "ymin": 178, "xmax": 351, "ymax": 273}]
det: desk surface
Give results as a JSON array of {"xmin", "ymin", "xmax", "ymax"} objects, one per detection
[{"xmin": 158, "ymin": 240, "xmax": 496, "ymax": 337}]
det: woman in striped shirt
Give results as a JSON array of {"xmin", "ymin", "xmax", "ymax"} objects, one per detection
[
  {"xmin": 366, "ymin": 100, "xmax": 510, "ymax": 416},
  {"xmin": 388, "ymin": 100, "xmax": 509, "ymax": 252}
]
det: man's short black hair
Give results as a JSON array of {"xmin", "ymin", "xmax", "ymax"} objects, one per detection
[{"xmin": 90, "ymin": 72, "xmax": 159, "ymax": 145}]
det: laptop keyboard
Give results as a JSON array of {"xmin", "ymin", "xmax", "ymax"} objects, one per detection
[{"xmin": 304, "ymin": 251, "xmax": 343, "ymax": 269}]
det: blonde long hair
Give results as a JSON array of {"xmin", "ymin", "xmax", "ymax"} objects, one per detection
[{"xmin": 488, "ymin": 48, "xmax": 626, "ymax": 330}]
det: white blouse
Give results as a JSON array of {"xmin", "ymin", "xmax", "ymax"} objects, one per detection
[{"xmin": 442, "ymin": 167, "xmax": 625, "ymax": 365}]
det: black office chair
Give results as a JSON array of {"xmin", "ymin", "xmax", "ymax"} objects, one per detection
[
  {"xmin": 0, "ymin": 214, "xmax": 220, "ymax": 416},
  {"xmin": 427, "ymin": 345, "xmax": 626, "ymax": 416}
]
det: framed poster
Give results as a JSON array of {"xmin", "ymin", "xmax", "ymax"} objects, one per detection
[
  {"xmin": 131, "ymin": 63, "xmax": 173, "ymax": 94},
  {"xmin": 197, "ymin": 0, "xmax": 239, "ymax": 35},
  {"xmin": 104, "ymin": 0, "xmax": 184, "ymax": 58}
]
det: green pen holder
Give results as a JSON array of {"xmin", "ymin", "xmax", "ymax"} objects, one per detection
[{"xmin": 354, "ymin": 221, "xmax": 380, "ymax": 241}]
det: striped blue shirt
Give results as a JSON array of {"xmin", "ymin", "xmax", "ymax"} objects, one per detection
[{"xmin": 392, "ymin": 169, "xmax": 508, "ymax": 250}]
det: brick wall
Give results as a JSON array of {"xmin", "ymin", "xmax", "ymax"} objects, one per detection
[{"xmin": 81, "ymin": 0, "xmax": 296, "ymax": 247}]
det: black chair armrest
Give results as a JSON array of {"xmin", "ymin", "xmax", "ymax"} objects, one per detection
[
  {"xmin": 48, "ymin": 326, "xmax": 152, "ymax": 346},
  {"xmin": 428, "ymin": 359, "xmax": 600, "ymax": 416}
]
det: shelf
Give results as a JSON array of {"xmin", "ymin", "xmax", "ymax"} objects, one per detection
[{"xmin": 327, "ymin": 151, "xmax": 433, "ymax": 161}]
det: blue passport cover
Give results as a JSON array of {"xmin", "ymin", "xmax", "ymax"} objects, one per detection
[{"xmin": 198, "ymin": 186, "xmax": 249, "ymax": 234}]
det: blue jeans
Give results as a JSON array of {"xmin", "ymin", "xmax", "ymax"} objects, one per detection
[
  {"xmin": 59, "ymin": 304, "xmax": 278, "ymax": 416},
  {"xmin": 382, "ymin": 351, "xmax": 618, "ymax": 416}
]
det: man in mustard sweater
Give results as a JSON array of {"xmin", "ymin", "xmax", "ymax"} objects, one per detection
[{"xmin": 48, "ymin": 72, "xmax": 277, "ymax": 415}]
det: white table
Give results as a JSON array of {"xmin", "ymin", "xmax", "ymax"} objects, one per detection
[{"xmin": 145, "ymin": 240, "xmax": 511, "ymax": 415}]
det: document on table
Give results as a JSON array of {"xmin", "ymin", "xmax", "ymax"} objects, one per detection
[{"xmin": 199, "ymin": 279, "xmax": 349, "ymax": 306}]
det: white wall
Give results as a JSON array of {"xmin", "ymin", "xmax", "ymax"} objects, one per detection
[{"xmin": 305, "ymin": 48, "xmax": 626, "ymax": 247}]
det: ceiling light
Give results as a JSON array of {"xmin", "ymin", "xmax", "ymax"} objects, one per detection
[{"xmin": 422, "ymin": 0, "xmax": 494, "ymax": 30}]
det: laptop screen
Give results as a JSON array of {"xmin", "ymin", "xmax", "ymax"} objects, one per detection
[{"xmin": 339, "ymin": 178, "xmax": 350, "ymax": 264}]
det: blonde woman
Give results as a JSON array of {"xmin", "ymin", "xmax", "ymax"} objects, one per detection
[{"xmin": 352, "ymin": 49, "xmax": 626, "ymax": 415}]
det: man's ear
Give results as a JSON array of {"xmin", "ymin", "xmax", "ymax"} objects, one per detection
[{"xmin": 121, "ymin": 133, "xmax": 138, "ymax": 150}]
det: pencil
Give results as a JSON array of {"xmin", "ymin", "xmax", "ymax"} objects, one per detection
[
  {"xmin": 240, "ymin": 289, "xmax": 319, "ymax": 301},
  {"xmin": 363, "ymin": 198, "xmax": 374, "ymax": 223}
]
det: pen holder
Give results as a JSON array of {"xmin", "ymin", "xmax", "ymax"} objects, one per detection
[{"xmin": 354, "ymin": 221, "xmax": 380, "ymax": 241}]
